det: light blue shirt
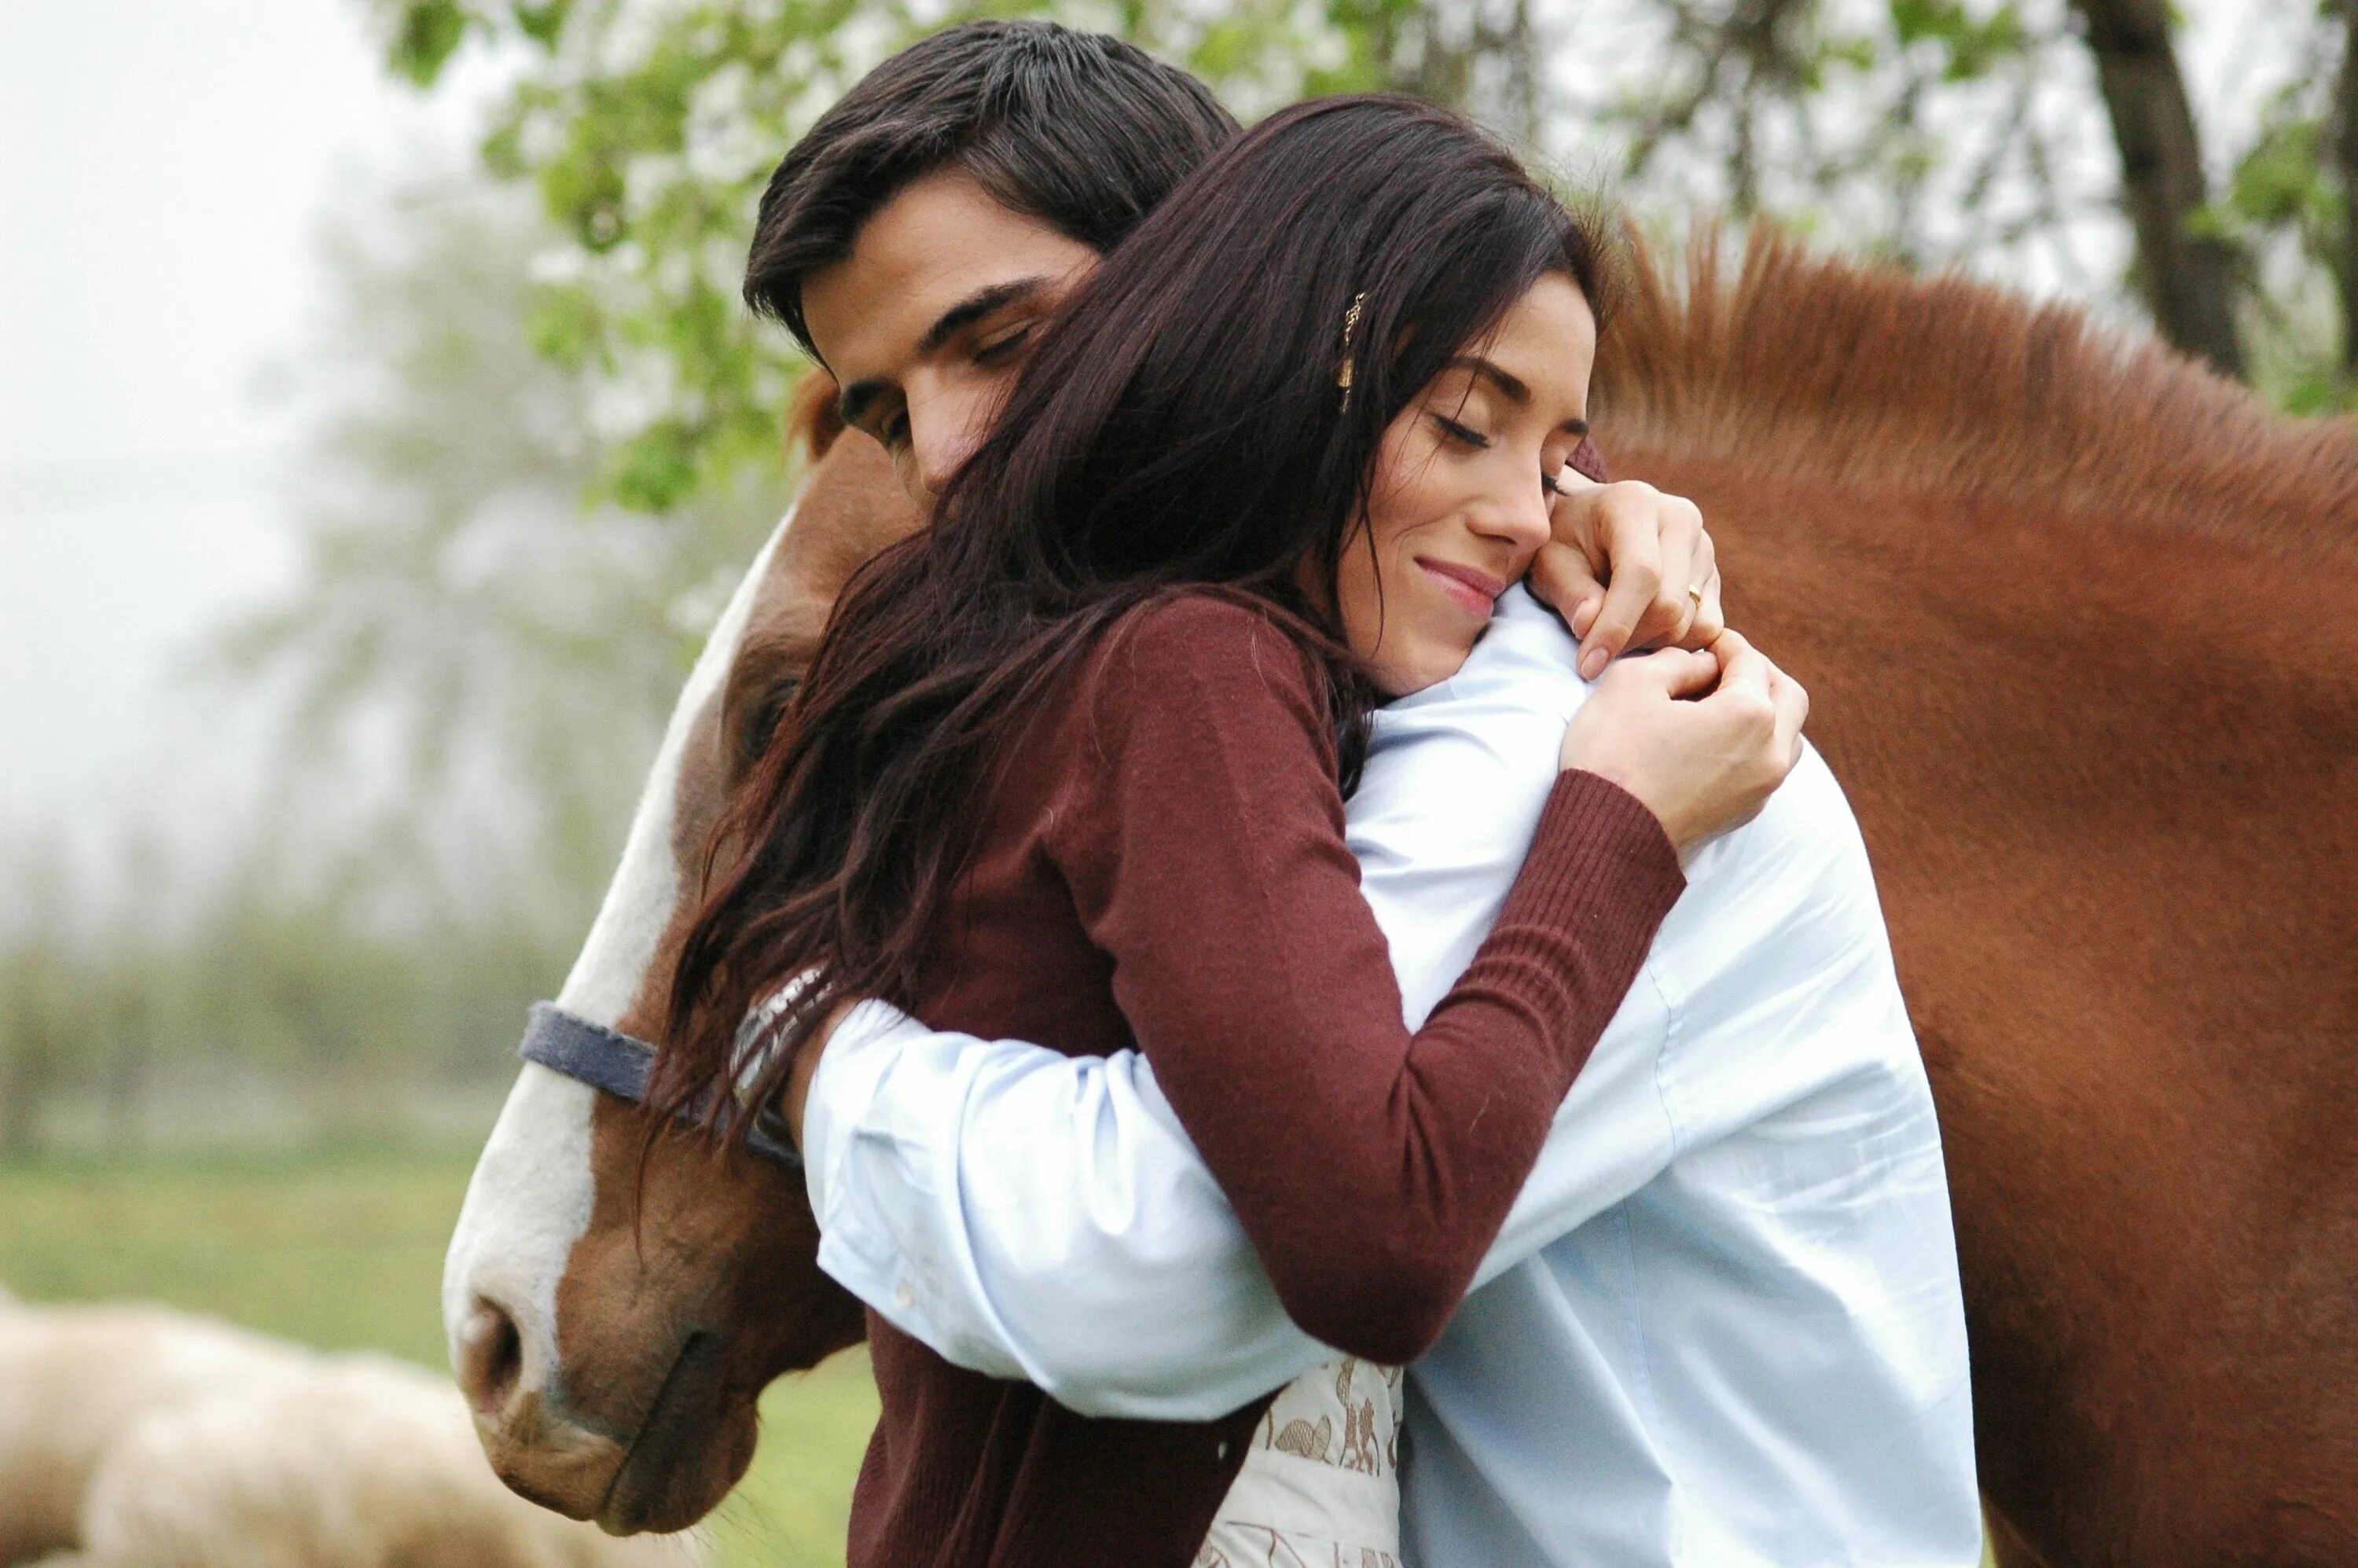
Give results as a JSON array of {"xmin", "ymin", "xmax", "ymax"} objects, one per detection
[{"xmin": 802, "ymin": 586, "xmax": 1982, "ymax": 1567}]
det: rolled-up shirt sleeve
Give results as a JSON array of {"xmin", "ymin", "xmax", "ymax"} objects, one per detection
[
  {"xmin": 802, "ymin": 998, "xmax": 1334, "ymax": 1419},
  {"xmin": 801, "ymin": 990, "xmax": 1677, "ymax": 1420}
]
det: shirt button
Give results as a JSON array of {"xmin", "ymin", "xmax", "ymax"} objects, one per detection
[{"xmin": 894, "ymin": 1281, "xmax": 916, "ymax": 1311}]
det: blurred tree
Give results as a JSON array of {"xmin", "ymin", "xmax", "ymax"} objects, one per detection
[
  {"xmin": 367, "ymin": 0, "xmax": 2349, "ymax": 531},
  {"xmin": 2342, "ymin": 0, "xmax": 2357, "ymax": 375},
  {"xmin": 2070, "ymin": 0, "xmax": 2243, "ymax": 375},
  {"xmin": 214, "ymin": 173, "xmax": 782, "ymax": 930},
  {"xmin": 1570, "ymin": 0, "xmax": 2271, "ymax": 376},
  {"xmin": 373, "ymin": 0, "xmax": 2358, "ymax": 517},
  {"xmin": 94, "ymin": 832, "xmax": 168, "ymax": 1151},
  {"xmin": 366, "ymin": 0, "xmax": 1554, "ymax": 520},
  {"xmin": 0, "ymin": 168, "xmax": 803, "ymax": 1155},
  {"xmin": 2200, "ymin": 0, "xmax": 2356, "ymax": 409},
  {"xmin": 0, "ymin": 853, "xmax": 72, "ymax": 1159}
]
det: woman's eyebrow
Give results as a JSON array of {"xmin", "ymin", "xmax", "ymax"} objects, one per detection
[
  {"xmin": 1449, "ymin": 354, "xmax": 1589, "ymax": 435},
  {"xmin": 1449, "ymin": 354, "xmax": 1530, "ymax": 404}
]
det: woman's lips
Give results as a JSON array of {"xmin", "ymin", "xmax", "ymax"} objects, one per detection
[{"xmin": 1416, "ymin": 556, "xmax": 1508, "ymax": 619}]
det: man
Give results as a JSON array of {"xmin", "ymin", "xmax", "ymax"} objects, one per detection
[{"xmin": 752, "ymin": 22, "xmax": 1982, "ymax": 1566}]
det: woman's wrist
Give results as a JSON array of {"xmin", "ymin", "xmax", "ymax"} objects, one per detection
[{"xmin": 782, "ymin": 997, "xmax": 861, "ymax": 1149}]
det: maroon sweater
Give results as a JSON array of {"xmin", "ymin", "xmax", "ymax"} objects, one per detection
[{"xmin": 846, "ymin": 593, "xmax": 1685, "ymax": 1568}]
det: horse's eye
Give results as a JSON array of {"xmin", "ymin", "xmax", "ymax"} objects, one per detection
[{"xmin": 740, "ymin": 678, "xmax": 801, "ymax": 766}]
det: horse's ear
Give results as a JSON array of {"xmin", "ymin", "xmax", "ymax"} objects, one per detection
[{"xmin": 786, "ymin": 372, "xmax": 846, "ymax": 463}]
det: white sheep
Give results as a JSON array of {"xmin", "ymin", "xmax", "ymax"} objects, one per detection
[{"xmin": 0, "ymin": 1291, "xmax": 706, "ymax": 1568}]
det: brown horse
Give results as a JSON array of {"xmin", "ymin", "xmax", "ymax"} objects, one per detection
[{"xmin": 443, "ymin": 231, "xmax": 2358, "ymax": 1566}]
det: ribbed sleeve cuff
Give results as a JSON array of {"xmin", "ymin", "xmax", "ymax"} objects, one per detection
[
  {"xmin": 1479, "ymin": 768, "xmax": 1687, "ymax": 1058},
  {"xmin": 1509, "ymin": 768, "xmax": 1687, "ymax": 944}
]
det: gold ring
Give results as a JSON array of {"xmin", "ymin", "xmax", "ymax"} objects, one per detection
[{"xmin": 1686, "ymin": 583, "xmax": 1706, "ymax": 608}]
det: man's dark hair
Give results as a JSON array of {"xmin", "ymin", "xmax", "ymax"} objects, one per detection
[{"xmin": 743, "ymin": 20, "xmax": 1238, "ymax": 357}]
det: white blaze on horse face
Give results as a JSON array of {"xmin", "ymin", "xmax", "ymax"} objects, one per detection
[{"xmin": 442, "ymin": 512, "xmax": 793, "ymax": 1392}]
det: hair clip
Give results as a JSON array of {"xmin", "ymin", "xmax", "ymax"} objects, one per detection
[{"xmin": 1338, "ymin": 291, "xmax": 1367, "ymax": 409}]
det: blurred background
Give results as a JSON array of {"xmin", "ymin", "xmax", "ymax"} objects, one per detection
[{"xmin": 2, "ymin": 0, "xmax": 2351, "ymax": 1561}]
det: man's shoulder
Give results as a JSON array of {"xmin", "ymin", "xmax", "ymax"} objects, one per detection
[
  {"xmin": 1371, "ymin": 589, "xmax": 1585, "ymax": 751},
  {"xmin": 1694, "ymin": 743, "xmax": 1871, "ymax": 890},
  {"xmin": 1657, "ymin": 742, "xmax": 1893, "ymax": 1004},
  {"xmin": 1456, "ymin": 586, "xmax": 1589, "ymax": 711}
]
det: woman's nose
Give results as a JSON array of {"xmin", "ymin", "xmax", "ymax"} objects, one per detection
[{"xmin": 1472, "ymin": 483, "xmax": 1555, "ymax": 554}]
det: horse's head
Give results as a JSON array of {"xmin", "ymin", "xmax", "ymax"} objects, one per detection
[{"xmin": 442, "ymin": 382, "xmax": 919, "ymax": 1534}]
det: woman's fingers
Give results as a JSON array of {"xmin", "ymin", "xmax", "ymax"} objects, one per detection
[
  {"xmin": 1545, "ymin": 483, "xmax": 1717, "ymax": 676},
  {"xmin": 1704, "ymin": 626, "xmax": 1761, "ymax": 685},
  {"xmin": 1678, "ymin": 533, "xmax": 1724, "ymax": 650},
  {"xmin": 1768, "ymin": 663, "xmax": 1811, "ymax": 764},
  {"xmin": 1633, "ymin": 494, "xmax": 1706, "ymax": 650},
  {"xmin": 1571, "ymin": 488, "xmax": 1662, "ymax": 679},
  {"xmin": 1562, "ymin": 622, "xmax": 1805, "ymax": 854},
  {"xmin": 1704, "ymin": 632, "xmax": 1809, "ymax": 780},
  {"xmin": 1525, "ymin": 542, "xmax": 1608, "ymax": 640},
  {"xmin": 1601, "ymin": 644, "xmax": 1721, "ymax": 700}
]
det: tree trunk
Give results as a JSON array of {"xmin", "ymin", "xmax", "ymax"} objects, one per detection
[
  {"xmin": 1374, "ymin": 0, "xmax": 1543, "ymax": 145},
  {"xmin": 2070, "ymin": 0, "xmax": 2248, "ymax": 379},
  {"xmin": 2337, "ymin": 0, "xmax": 2358, "ymax": 374}
]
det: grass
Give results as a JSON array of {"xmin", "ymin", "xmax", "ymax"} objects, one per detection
[
  {"xmin": 1, "ymin": 1146, "xmax": 2002, "ymax": 1568},
  {"xmin": 0, "ymin": 1145, "xmax": 877, "ymax": 1568}
]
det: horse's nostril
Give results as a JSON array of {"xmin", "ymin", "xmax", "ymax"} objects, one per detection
[{"xmin": 458, "ymin": 1299, "xmax": 525, "ymax": 1418}]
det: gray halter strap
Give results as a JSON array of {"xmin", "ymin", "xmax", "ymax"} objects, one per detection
[{"xmin": 517, "ymin": 1001, "xmax": 804, "ymax": 1172}]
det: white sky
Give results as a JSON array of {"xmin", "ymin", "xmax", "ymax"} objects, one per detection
[
  {"xmin": 0, "ymin": 0, "xmax": 2297, "ymax": 905},
  {"xmin": 0, "ymin": 0, "xmax": 503, "ymax": 893}
]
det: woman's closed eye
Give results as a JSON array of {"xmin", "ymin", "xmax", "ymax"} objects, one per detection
[
  {"xmin": 1434, "ymin": 413, "xmax": 1571, "ymax": 498},
  {"xmin": 1431, "ymin": 413, "xmax": 1490, "ymax": 450}
]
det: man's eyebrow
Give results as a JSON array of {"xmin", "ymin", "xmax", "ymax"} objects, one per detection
[
  {"xmin": 919, "ymin": 277, "xmax": 1049, "ymax": 355},
  {"xmin": 1449, "ymin": 354, "xmax": 1589, "ymax": 435}
]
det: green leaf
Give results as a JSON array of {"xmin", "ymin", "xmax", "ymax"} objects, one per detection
[
  {"xmin": 387, "ymin": 0, "xmax": 474, "ymax": 88},
  {"xmin": 2228, "ymin": 119, "xmax": 2329, "ymax": 229},
  {"xmin": 605, "ymin": 421, "xmax": 704, "ymax": 513},
  {"xmin": 512, "ymin": 0, "xmax": 572, "ymax": 49}
]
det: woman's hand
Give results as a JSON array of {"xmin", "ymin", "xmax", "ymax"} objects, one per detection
[
  {"xmin": 1559, "ymin": 629, "xmax": 1807, "ymax": 855},
  {"xmin": 782, "ymin": 996, "xmax": 864, "ymax": 1148},
  {"xmin": 1530, "ymin": 475, "xmax": 1724, "ymax": 680}
]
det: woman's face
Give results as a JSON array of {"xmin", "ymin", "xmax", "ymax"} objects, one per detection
[{"xmin": 1339, "ymin": 271, "xmax": 1598, "ymax": 696}]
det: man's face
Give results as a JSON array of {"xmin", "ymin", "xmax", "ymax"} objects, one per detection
[{"xmin": 801, "ymin": 167, "xmax": 1100, "ymax": 514}]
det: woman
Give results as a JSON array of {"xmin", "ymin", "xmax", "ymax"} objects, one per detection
[{"xmin": 659, "ymin": 96, "xmax": 1804, "ymax": 1566}]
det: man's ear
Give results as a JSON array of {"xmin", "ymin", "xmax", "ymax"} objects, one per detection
[{"xmin": 786, "ymin": 372, "xmax": 847, "ymax": 463}]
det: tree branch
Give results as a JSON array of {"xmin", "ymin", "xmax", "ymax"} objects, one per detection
[
  {"xmin": 2336, "ymin": 0, "xmax": 2358, "ymax": 373},
  {"xmin": 2070, "ymin": 0, "xmax": 2247, "ymax": 378}
]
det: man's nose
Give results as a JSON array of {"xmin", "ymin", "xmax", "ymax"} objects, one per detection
[{"xmin": 909, "ymin": 391, "xmax": 989, "ymax": 505}]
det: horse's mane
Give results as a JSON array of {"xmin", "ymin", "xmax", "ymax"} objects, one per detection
[{"xmin": 1596, "ymin": 226, "xmax": 2358, "ymax": 560}]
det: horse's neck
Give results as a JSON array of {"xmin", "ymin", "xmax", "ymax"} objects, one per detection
[{"xmin": 1629, "ymin": 438, "xmax": 2358, "ymax": 1067}]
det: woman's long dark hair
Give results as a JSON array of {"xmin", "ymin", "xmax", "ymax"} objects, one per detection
[{"xmin": 657, "ymin": 94, "xmax": 1614, "ymax": 1136}]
